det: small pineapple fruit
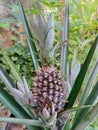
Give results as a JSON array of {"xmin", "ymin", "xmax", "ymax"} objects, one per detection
[
  {"xmin": 33, "ymin": 66, "xmax": 67, "ymax": 113},
  {"xmin": 33, "ymin": 66, "xmax": 68, "ymax": 129}
]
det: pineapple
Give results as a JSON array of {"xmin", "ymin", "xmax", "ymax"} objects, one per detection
[
  {"xmin": 33, "ymin": 66, "xmax": 67, "ymax": 113},
  {"xmin": 0, "ymin": 2, "xmax": 70, "ymax": 130},
  {"xmin": 28, "ymin": 13, "xmax": 69, "ymax": 129},
  {"xmin": 11, "ymin": 6, "xmax": 69, "ymax": 129}
]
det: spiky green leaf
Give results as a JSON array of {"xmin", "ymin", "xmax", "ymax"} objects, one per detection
[
  {"xmin": 74, "ymin": 102, "xmax": 98, "ymax": 130},
  {"xmin": 65, "ymin": 35, "xmax": 98, "ymax": 109},
  {"xmin": 76, "ymin": 58, "xmax": 98, "ymax": 108},
  {"xmin": 0, "ymin": 87, "xmax": 42, "ymax": 130},
  {"xmin": 0, "ymin": 65, "xmax": 15, "ymax": 90},
  {"xmin": 29, "ymin": 15, "xmax": 45, "ymax": 49},
  {"xmin": 0, "ymin": 65, "xmax": 36, "ymax": 119},
  {"xmin": 19, "ymin": 1, "xmax": 39, "ymax": 70},
  {"xmin": 45, "ymin": 13, "xmax": 54, "ymax": 50},
  {"xmin": 0, "ymin": 117, "xmax": 43, "ymax": 126},
  {"xmin": 71, "ymin": 81, "xmax": 98, "ymax": 130}
]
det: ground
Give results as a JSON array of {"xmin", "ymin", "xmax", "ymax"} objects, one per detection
[{"xmin": 0, "ymin": 107, "xmax": 27, "ymax": 130}]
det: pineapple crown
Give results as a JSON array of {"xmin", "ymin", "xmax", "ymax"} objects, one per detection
[{"xmin": 29, "ymin": 13, "xmax": 55, "ymax": 64}]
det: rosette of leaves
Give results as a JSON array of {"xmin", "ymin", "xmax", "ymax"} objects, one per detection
[{"xmin": 0, "ymin": 1, "xmax": 98, "ymax": 130}]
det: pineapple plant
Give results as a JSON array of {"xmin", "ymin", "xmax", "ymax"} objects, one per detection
[
  {"xmin": 0, "ymin": 1, "xmax": 70, "ymax": 129},
  {"xmin": 28, "ymin": 7, "xmax": 70, "ymax": 129},
  {"xmin": 0, "ymin": 1, "xmax": 98, "ymax": 130}
]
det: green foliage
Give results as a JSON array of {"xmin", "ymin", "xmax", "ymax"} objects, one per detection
[
  {"xmin": 69, "ymin": 0, "xmax": 98, "ymax": 60},
  {"xmin": 0, "ymin": 44, "xmax": 35, "ymax": 86},
  {"xmin": 19, "ymin": 1, "xmax": 40, "ymax": 70},
  {"xmin": 0, "ymin": 87, "xmax": 41, "ymax": 130},
  {"xmin": 31, "ymin": 0, "xmax": 98, "ymax": 65},
  {"xmin": 65, "ymin": 36, "xmax": 98, "ymax": 109},
  {"xmin": 0, "ymin": 22, "xmax": 9, "ymax": 29},
  {"xmin": 0, "ymin": 0, "xmax": 98, "ymax": 130}
]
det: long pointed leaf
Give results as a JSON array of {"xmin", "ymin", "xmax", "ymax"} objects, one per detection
[
  {"xmin": 60, "ymin": 104, "xmax": 94, "ymax": 129},
  {"xmin": 45, "ymin": 13, "xmax": 54, "ymax": 50},
  {"xmin": 29, "ymin": 15, "xmax": 45, "ymax": 49},
  {"xmin": 71, "ymin": 49, "xmax": 77, "ymax": 69},
  {"xmin": 65, "ymin": 35, "xmax": 98, "ymax": 109},
  {"xmin": 61, "ymin": 0, "xmax": 69, "ymax": 80},
  {"xmin": 0, "ymin": 87, "xmax": 42, "ymax": 130},
  {"xmin": 74, "ymin": 102, "xmax": 98, "ymax": 130},
  {"xmin": 0, "ymin": 117, "xmax": 43, "ymax": 126},
  {"xmin": 0, "ymin": 65, "xmax": 36, "ymax": 119},
  {"xmin": 61, "ymin": 105, "xmax": 94, "ymax": 115},
  {"xmin": 71, "ymin": 81, "xmax": 98, "ymax": 130},
  {"xmin": 0, "ymin": 65, "xmax": 15, "ymax": 90},
  {"xmin": 19, "ymin": 1, "xmax": 40, "ymax": 71},
  {"xmin": 74, "ymin": 58, "xmax": 98, "ymax": 122},
  {"xmin": 79, "ymin": 58, "xmax": 98, "ymax": 105}
]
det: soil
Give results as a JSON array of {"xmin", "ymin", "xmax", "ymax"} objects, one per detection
[{"xmin": 0, "ymin": 107, "xmax": 27, "ymax": 130}]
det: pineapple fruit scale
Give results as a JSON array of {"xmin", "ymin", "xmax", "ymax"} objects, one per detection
[{"xmin": 33, "ymin": 66, "xmax": 67, "ymax": 113}]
